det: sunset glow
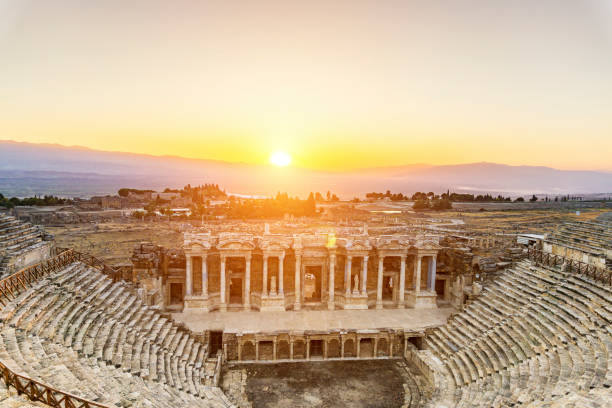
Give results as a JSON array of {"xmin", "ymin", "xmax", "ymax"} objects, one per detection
[
  {"xmin": 269, "ymin": 151, "xmax": 292, "ymax": 167},
  {"xmin": 0, "ymin": 1, "xmax": 611, "ymax": 171}
]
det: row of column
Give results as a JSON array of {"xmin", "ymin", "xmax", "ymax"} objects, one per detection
[
  {"xmin": 220, "ymin": 254, "xmax": 251, "ymax": 311},
  {"xmin": 185, "ymin": 254, "xmax": 207, "ymax": 297},
  {"xmin": 343, "ymin": 255, "xmax": 369, "ymax": 296},
  {"xmin": 185, "ymin": 253, "xmax": 437, "ymax": 310},
  {"xmin": 238, "ymin": 336, "xmax": 395, "ymax": 361},
  {"xmin": 262, "ymin": 255, "xmax": 284, "ymax": 296}
]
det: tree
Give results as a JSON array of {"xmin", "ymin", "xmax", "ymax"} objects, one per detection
[
  {"xmin": 413, "ymin": 199, "xmax": 430, "ymax": 210},
  {"xmin": 432, "ymin": 198, "xmax": 452, "ymax": 210},
  {"xmin": 411, "ymin": 192, "xmax": 428, "ymax": 201},
  {"xmin": 529, "ymin": 194, "xmax": 538, "ymax": 202},
  {"xmin": 305, "ymin": 193, "xmax": 316, "ymax": 215},
  {"xmin": 118, "ymin": 188, "xmax": 130, "ymax": 197},
  {"xmin": 515, "ymin": 197, "xmax": 525, "ymax": 202}
]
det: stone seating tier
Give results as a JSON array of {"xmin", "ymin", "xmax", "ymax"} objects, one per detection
[
  {"xmin": 0, "ymin": 261, "xmax": 234, "ymax": 408},
  {"xmin": 422, "ymin": 260, "xmax": 611, "ymax": 407},
  {"xmin": 0, "ymin": 215, "xmax": 49, "ymax": 278}
]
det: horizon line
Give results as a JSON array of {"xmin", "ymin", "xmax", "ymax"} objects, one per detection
[{"xmin": 2, "ymin": 139, "xmax": 611, "ymax": 174}]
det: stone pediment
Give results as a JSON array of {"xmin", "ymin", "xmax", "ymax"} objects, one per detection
[
  {"xmin": 349, "ymin": 242, "xmax": 370, "ymax": 251},
  {"xmin": 376, "ymin": 235, "xmax": 410, "ymax": 251},
  {"xmin": 300, "ymin": 234, "xmax": 329, "ymax": 248},
  {"xmin": 418, "ymin": 240, "xmax": 442, "ymax": 251},
  {"xmin": 218, "ymin": 240, "xmax": 256, "ymax": 251},
  {"xmin": 217, "ymin": 232, "xmax": 256, "ymax": 251},
  {"xmin": 260, "ymin": 235, "xmax": 291, "ymax": 251},
  {"xmin": 343, "ymin": 237, "xmax": 373, "ymax": 252},
  {"xmin": 183, "ymin": 232, "xmax": 213, "ymax": 250}
]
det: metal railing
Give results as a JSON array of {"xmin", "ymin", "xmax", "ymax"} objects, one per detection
[
  {"xmin": 0, "ymin": 249, "xmax": 111, "ymax": 407},
  {"xmin": 527, "ymin": 247, "xmax": 611, "ymax": 286}
]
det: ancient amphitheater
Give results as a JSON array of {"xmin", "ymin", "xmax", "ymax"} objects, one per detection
[{"xmin": 0, "ymin": 212, "xmax": 610, "ymax": 407}]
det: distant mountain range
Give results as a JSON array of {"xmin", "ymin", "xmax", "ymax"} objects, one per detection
[{"xmin": 0, "ymin": 140, "xmax": 610, "ymax": 198}]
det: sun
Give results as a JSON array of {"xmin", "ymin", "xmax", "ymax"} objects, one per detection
[{"xmin": 269, "ymin": 151, "xmax": 291, "ymax": 167}]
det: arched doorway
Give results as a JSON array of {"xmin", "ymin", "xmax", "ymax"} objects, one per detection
[
  {"xmin": 343, "ymin": 339, "xmax": 355, "ymax": 357},
  {"xmin": 377, "ymin": 338, "xmax": 388, "ymax": 357},
  {"xmin": 277, "ymin": 340, "xmax": 290, "ymax": 360},
  {"xmin": 241, "ymin": 341, "xmax": 255, "ymax": 360},
  {"xmin": 328, "ymin": 339, "xmax": 340, "ymax": 358}
]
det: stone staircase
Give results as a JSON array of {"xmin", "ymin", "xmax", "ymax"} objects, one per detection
[
  {"xmin": 0, "ymin": 214, "xmax": 49, "ymax": 278},
  {"xmin": 0, "ymin": 260, "xmax": 234, "ymax": 407},
  {"xmin": 421, "ymin": 259, "xmax": 612, "ymax": 407},
  {"xmin": 545, "ymin": 221, "xmax": 612, "ymax": 259}
]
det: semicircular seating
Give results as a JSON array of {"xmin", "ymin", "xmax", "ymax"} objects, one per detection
[
  {"xmin": 0, "ymin": 214, "xmax": 50, "ymax": 278},
  {"xmin": 421, "ymin": 260, "xmax": 611, "ymax": 407},
  {"xmin": 0, "ymin": 260, "xmax": 234, "ymax": 407}
]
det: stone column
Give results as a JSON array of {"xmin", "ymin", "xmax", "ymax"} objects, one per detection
[
  {"xmin": 361, "ymin": 256, "xmax": 368, "ymax": 295},
  {"xmin": 345, "ymin": 256, "xmax": 352, "ymax": 296},
  {"xmin": 244, "ymin": 255, "xmax": 251, "ymax": 311},
  {"xmin": 328, "ymin": 254, "xmax": 335, "ymax": 310},
  {"xmin": 414, "ymin": 255, "xmax": 422, "ymax": 294},
  {"xmin": 279, "ymin": 255, "xmax": 284, "ymax": 295},
  {"xmin": 294, "ymin": 253, "xmax": 302, "ymax": 311},
  {"xmin": 255, "ymin": 341, "xmax": 259, "ymax": 361},
  {"xmin": 306, "ymin": 339, "xmax": 311, "ymax": 360},
  {"xmin": 201, "ymin": 254, "xmax": 208, "ymax": 298},
  {"xmin": 262, "ymin": 255, "xmax": 268, "ymax": 296},
  {"xmin": 398, "ymin": 255, "xmax": 406, "ymax": 308},
  {"xmin": 290, "ymin": 340, "xmax": 294, "ymax": 360},
  {"xmin": 185, "ymin": 255, "xmax": 193, "ymax": 296},
  {"xmin": 273, "ymin": 339, "xmax": 277, "ymax": 360},
  {"xmin": 220, "ymin": 256, "xmax": 227, "ymax": 311},
  {"xmin": 428, "ymin": 255, "xmax": 437, "ymax": 292},
  {"xmin": 341, "ymin": 339, "xmax": 345, "ymax": 358},
  {"xmin": 376, "ymin": 257, "xmax": 384, "ymax": 309}
]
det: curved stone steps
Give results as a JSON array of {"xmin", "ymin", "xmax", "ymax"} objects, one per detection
[{"xmin": 0, "ymin": 262, "xmax": 232, "ymax": 407}]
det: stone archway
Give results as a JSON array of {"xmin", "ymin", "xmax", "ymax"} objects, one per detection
[
  {"xmin": 343, "ymin": 339, "xmax": 355, "ymax": 357},
  {"xmin": 258, "ymin": 341, "xmax": 274, "ymax": 360},
  {"xmin": 277, "ymin": 340, "xmax": 290, "ymax": 360},
  {"xmin": 377, "ymin": 338, "xmax": 388, "ymax": 357},
  {"xmin": 327, "ymin": 339, "xmax": 340, "ymax": 358},
  {"xmin": 293, "ymin": 340, "xmax": 306, "ymax": 359},
  {"xmin": 359, "ymin": 338, "xmax": 374, "ymax": 358},
  {"xmin": 241, "ymin": 341, "xmax": 255, "ymax": 360}
]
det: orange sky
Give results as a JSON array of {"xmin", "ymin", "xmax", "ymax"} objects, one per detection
[{"xmin": 1, "ymin": 1, "xmax": 611, "ymax": 171}]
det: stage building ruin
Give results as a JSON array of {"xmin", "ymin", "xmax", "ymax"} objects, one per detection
[{"xmin": 132, "ymin": 229, "xmax": 445, "ymax": 313}]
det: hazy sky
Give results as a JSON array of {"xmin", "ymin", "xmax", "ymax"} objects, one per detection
[{"xmin": 1, "ymin": 0, "xmax": 611, "ymax": 170}]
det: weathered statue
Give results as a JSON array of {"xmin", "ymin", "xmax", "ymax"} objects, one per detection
[
  {"xmin": 353, "ymin": 274, "xmax": 360, "ymax": 293},
  {"xmin": 270, "ymin": 275, "xmax": 277, "ymax": 295}
]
